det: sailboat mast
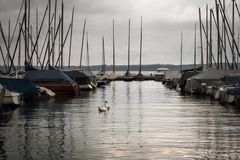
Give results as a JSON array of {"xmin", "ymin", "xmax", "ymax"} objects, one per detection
[
  {"xmin": 7, "ymin": 19, "xmax": 10, "ymax": 69},
  {"xmin": 210, "ymin": 9, "xmax": 213, "ymax": 68},
  {"xmin": 180, "ymin": 32, "xmax": 183, "ymax": 71},
  {"xmin": 206, "ymin": 4, "xmax": 209, "ymax": 68},
  {"xmin": 112, "ymin": 19, "xmax": 115, "ymax": 74},
  {"xmin": 102, "ymin": 37, "xmax": 106, "ymax": 73},
  {"xmin": 216, "ymin": 3, "xmax": 221, "ymax": 69},
  {"xmin": 51, "ymin": 27, "xmax": 54, "ymax": 66},
  {"xmin": 30, "ymin": 25, "xmax": 33, "ymax": 61},
  {"xmin": 232, "ymin": 0, "xmax": 236, "ymax": 69},
  {"xmin": 53, "ymin": 0, "xmax": 57, "ymax": 66},
  {"xmin": 58, "ymin": 14, "xmax": 61, "ymax": 68},
  {"xmin": 68, "ymin": 7, "xmax": 74, "ymax": 69},
  {"xmin": 215, "ymin": 2, "xmax": 222, "ymax": 69},
  {"xmin": 86, "ymin": 32, "xmax": 90, "ymax": 70},
  {"xmin": 24, "ymin": 0, "xmax": 27, "ymax": 64},
  {"xmin": 60, "ymin": 0, "xmax": 64, "ymax": 69},
  {"xmin": 238, "ymin": 28, "xmax": 240, "ymax": 67},
  {"xmin": 36, "ymin": 8, "xmax": 39, "ymax": 66},
  {"xmin": 198, "ymin": 8, "xmax": 204, "ymax": 70},
  {"xmin": 19, "ymin": 23, "xmax": 21, "ymax": 69},
  {"xmin": 223, "ymin": 0, "xmax": 227, "ymax": 69},
  {"xmin": 79, "ymin": 18, "xmax": 86, "ymax": 69},
  {"xmin": 139, "ymin": 16, "xmax": 143, "ymax": 73},
  {"xmin": 194, "ymin": 23, "xmax": 197, "ymax": 70},
  {"xmin": 27, "ymin": 0, "xmax": 30, "ymax": 64},
  {"xmin": 48, "ymin": 0, "xmax": 51, "ymax": 67},
  {"xmin": 127, "ymin": 19, "xmax": 130, "ymax": 73}
]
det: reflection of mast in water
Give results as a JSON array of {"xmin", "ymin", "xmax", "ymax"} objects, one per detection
[
  {"xmin": 111, "ymin": 82, "xmax": 116, "ymax": 142},
  {"xmin": 112, "ymin": 82, "xmax": 116, "ymax": 105},
  {"xmin": 22, "ymin": 100, "xmax": 41, "ymax": 159},
  {"xmin": 23, "ymin": 123, "xmax": 32, "ymax": 159},
  {"xmin": 58, "ymin": 110, "xmax": 66, "ymax": 158},
  {"xmin": 126, "ymin": 82, "xmax": 131, "ymax": 145},
  {"xmin": 79, "ymin": 94, "xmax": 91, "ymax": 154},
  {"xmin": 69, "ymin": 108, "xmax": 75, "ymax": 157},
  {"xmin": 138, "ymin": 82, "xmax": 142, "ymax": 104},
  {"xmin": 0, "ymin": 134, "xmax": 6, "ymax": 159},
  {"xmin": 126, "ymin": 82, "xmax": 130, "ymax": 104},
  {"xmin": 47, "ymin": 101, "xmax": 66, "ymax": 159},
  {"xmin": 125, "ymin": 19, "xmax": 131, "ymax": 77},
  {"xmin": 0, "ymin": 116, "xmax": 9, "ymax": 159},
  {"xmin": 101, "ymin": 86, "xmax": 106, "ymax": 101},
  {"xmin": 138, "ymin": 82, "xmax": 143, "ymax": 150}
]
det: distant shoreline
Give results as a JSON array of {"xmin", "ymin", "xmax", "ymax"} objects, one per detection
[
  {"xmin": 0, "ymin": 64, "xmax": 201, "ymax": 72},
  {"xmin": 72, "ymin": 64, "xmax": 200, "ymax": 71}
]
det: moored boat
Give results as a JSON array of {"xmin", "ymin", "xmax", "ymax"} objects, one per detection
[
  {"xmin": 0, "ymin": 84, "xmax": 22, "ymax": 106},
  {"xmin": 154, "ymin": 68, "xmax": 169, "ymax": 81},
  {"xmin": 2, "ymin": 90, "xmax": 22, "ymax": 106},
  {"xmin": 37, "ymin": 86, "xmax": 56, "ymax": 97},
  {"xmin": 185, "ymin": 69, "xmax": 240, "ymax": 95},
  {"xmin": 133, "ymin": 72, "xmax": 144, "ymax": 81},
  {"xmin": 96, "ymin": 71, "xmax": 109, "ymax": 87},
  {"xmin": 0, "ymin": 77, "xmax": 38, "ymax": 99},
  {"xmin": 64, "ymin": 69, "xmax": 97, "ymax": 90},
  {"xmin": 25, "ymin": 70, "xmax": 78, "ymax": 95},
  {"xmin": 0, "ymin": 84, "xmax": 6, "ymax": 107}
]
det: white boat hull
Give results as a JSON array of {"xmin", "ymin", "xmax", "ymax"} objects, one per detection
[
  {"xmin": 0, "ymin": 85, "xmax": 6, "ymax": 107},
  {"xmin": 79, "ymin": 84, "xmax": 93, "ymax": 90},
  {"xmin": 2, "ymin": 91, "xmax": 21, "ymax": 105}
]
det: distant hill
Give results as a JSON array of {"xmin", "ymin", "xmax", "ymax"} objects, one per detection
[
  {"xmin": 68, "ymin": 64, "xmax": 201, "ymax": 71},
  {"xmin": 0, "ymin": 64, "xmax": 201, "ymax": 73}
]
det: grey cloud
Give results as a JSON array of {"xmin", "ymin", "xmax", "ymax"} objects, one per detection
[{"xmin": 0, "ymin": 0, "xmax": 230, "ymax": 66}]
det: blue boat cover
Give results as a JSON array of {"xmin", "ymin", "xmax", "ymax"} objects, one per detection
[
  {"xmin": 0, "ymin": 78, "xmax": 38, "ymax": 99},
  {"xmin": 222, "ymin": 74, "xmax": 240, "ymax": 85},
  {"xmin": 226, "ymin": 87, "xmax": 240, "ymax": 96},
  {"xmin": 25, "ymin": 70, "xmax": 76, "ymax": 84}
]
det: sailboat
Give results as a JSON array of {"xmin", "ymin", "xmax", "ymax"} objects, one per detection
[
  {"xmin": 134, "ymin": 17, "xmax": 144, "ymax": 81},
  {"xmin": 123, "ymin": 19, "xmax": 134, "ymax": 81},
  {"xmin": 0, "ymin": 85, "xmax": 5, "ymax": 107},
  {"xmin": 96, "ymin": 37, "xmax": 109, "ymax": 87},
  {"xmin": 25, "ymin": 64, "xmax": 78, "ymax": 95},
  {"xmin": 0, "ymin": 84, "xmax": 22, "ymax": 106},
  {"xmin": 107, "ymin": 19, "xmax": 118, "ymax": 80},
  {"xmin": 68, "ymin": 19, "xmax": 97, "ymax": 90},
  {"xmin": 63, "ymin": 69, "xmax": 96, "ymax": 90}
]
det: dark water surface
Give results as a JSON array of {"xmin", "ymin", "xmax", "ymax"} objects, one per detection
[{"xmin": 1, "ymin": 81, "xmax": 240, "ymax": 159}]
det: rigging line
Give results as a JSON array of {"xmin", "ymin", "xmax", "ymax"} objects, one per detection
[{"xmin": 10, "ymin": 0, "xmax": 24, "ymax": 47}]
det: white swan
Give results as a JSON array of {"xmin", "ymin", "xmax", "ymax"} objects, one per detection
[{"xmin": 98, "ymin": 101, "xmax": 110, "ymax": 112}]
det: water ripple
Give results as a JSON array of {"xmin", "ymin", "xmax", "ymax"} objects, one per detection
[{"xmin": 1, "ymin": 81, "xmax": 240, "ymax": 159}]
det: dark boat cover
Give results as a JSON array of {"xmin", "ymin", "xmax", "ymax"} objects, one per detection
[
  {"xmin": 222, "ymin": 74, "xmax": 240, "ymax": 85},
  {"xmin": 64, "ymin": 70, "xmax": 90, "ymax": 84},
  {"xmin": 25, "ymin": 70, "xmax": 76, "ymax": 84},
  {"xmin": 227, "ymin": 87, "xmax": 240, "ymax": 96},
  {"xmin": 0, "ymin": 77, "xmax": 38, "ymax": 99}
]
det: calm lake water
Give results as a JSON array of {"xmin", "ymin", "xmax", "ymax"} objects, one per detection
[{"xmin": 1, "ymin": 81, "xmax": 240, "ymax": 160}]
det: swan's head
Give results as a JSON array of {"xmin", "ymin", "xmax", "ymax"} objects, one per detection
[{"xmin": 104, "ymin": 101, "xmax": 108, "ymax": 103}]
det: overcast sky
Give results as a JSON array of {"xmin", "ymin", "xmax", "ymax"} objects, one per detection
[{"xmin": 0, "ymin": 0, "xmax": 233, "ymax": 66}]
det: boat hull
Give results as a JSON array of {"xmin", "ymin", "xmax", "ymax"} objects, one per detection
[
  {"xmin": 0, "ymin": 86, "xmax": 5, "ymax": 107},
  {"xmin": 2, "ymin": 91, "xmax": 21, "ymax": 106},
  {"xmin": 154, "ymin": 75, "xmax": 164, "ymax": 81},
  {"xmin": 79, "ymin": 84, "xmax": 93, "ymax": 90},
  {"xmin": 234, "ymin": 95, "xmax": 240, "ymax": 107},
  {"xmin": 64, "ymin": 70, "xmax": 97, "ymax": 91},
  {"xmin": 36, "ymin": 83, "xmax": 79, "ymax": 95},
  {"xmin": 0, "ymin": 78, "xmax": 38, "ymax": 99},
  {"xmin": 97, "ymin": 80, "xmax": 107, "ymax": 87}
]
